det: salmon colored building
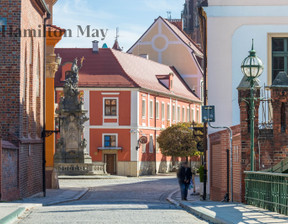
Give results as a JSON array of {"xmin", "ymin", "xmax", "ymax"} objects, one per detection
[{"xmin": 54, "ymin": 43, "xmax": 201, "ymax": 176}]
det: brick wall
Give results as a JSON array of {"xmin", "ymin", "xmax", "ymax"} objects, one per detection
[
  {"xmin": 209, "ymin": 86, "xmax": 288, "ymax": 203},
  {"xmin": 19, "ymin": 143, "xmax": 43, "ymax": 198},
  {"xmin": 0, "ymin": 0, "xmax": 21, "ymax": 141},
  {"xmin": 0, "ymin": 140, "xmax": 19, "ymax": 201},
  {"xmin": 1, "ymin": 148, "xmax": 19, "ymax": 201},
  {"xmin": 0, "ymin": 0, "xmax": 46, "ymax": 200},
  {"xmin": 209, "ymin": 125, "xmax": 242, "ymax": 202},
  {"xmin": 0, "ymin": 139, "xmax": 1, "ymax": 199}
]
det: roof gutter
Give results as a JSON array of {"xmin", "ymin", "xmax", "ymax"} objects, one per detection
[
  {"xmin": 42, "ymin": 11, "xmax": 51, "ymax": 198},
  {"xmin": 39, "ymin": 0, "xmax": 51, "ymax": 16},
  {"xmin": 198, "ymin": 0, "xmax": 208, "ymax": 201}
]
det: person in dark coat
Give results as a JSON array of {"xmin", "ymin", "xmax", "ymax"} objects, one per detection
[{"xmin": 177, "ymin": 161, "xmax": 192, "ymax": 200}]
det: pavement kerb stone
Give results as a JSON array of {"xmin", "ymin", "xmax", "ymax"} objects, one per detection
[
  {"xmin": 58, "ymin": 175, "xmax": 128, "ymax": 179},
  {"xmin": 0, "ymin": 207, "xmax": 26, "ymax": 224},
  {"xmin": 179, "ymin": 202, "xmax": 228, "ymax": 224},
  {"xmin": 166, "ymin": 189, "xmax": 228, "ymax": 224},
  {"xmin": 43, "ymin": 188, "xmax": 89, "ymax": 206},
  {"xmin": 166, "ymin": 189, "xmax": 180, "ymax": 206}
]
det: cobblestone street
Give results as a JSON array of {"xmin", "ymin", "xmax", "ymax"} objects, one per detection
[{"xmin": 16, "ymin": 175, "xmax": 209, "ymax": 224}]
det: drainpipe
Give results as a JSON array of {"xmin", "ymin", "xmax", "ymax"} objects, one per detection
[
  {"xmin": 198, "ymin": 4, "xmax": 208, "ymax": 200},
  {"xmin": 154, "ymin": 96, "xmax": 157, "ymax": 174},
  {"xmin": 42, "ymin": 12, "xmax": 50, "ymax": 197}
]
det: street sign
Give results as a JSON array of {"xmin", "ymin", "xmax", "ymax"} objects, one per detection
[
  {"xmin": 202, "ymin": 105, "xmax": 215, "ymax": 123},
  {"xmin": 139, "ymin": 136, "xmax": 148, "ymax": 144}
]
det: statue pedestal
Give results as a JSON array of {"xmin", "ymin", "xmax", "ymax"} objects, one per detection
[
  {"xmin": 84, "ymin": 153, "xmax": 92, "ymax": 164},
  {"xmin": 55, "ymin": 162, "xmax": 107, "ymax": 175}
]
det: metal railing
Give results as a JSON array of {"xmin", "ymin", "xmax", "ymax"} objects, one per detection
[{"xmin": 245, "ymin": 171, "xmax": 288, "ymax": 215}]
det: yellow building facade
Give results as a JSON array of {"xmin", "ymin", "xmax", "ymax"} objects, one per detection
[
  {"xmin": 128, "ymin": 17, "xmax": 203, "ymax": 99},
  {"xmin": 44, "ymin": 0, "xmax": 65, "ymax": 188}
]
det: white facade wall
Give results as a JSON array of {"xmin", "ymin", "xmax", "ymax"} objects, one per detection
[{"xmin": 205, "ymin": 1, "xmax": 288, "ymax": 132}]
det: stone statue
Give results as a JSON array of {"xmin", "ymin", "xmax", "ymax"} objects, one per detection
[
  {"xmin": 54, "ymin": 57, "xmax": 91, "ymax": 165},
  {"xmin": 54, "ymin": 57, "xmax": 106, "ymax": 175}
]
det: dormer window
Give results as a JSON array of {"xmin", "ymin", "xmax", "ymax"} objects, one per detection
[{"xmin": 156, "ymin": 73, "xmax": 174, "ymax": 90}]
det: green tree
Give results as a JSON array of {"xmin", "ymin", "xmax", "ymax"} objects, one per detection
[{"xmin": 157, "ymin": 122, "xmax": 203, "ymax": 160}]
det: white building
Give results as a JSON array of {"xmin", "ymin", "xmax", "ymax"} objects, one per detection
[
  {"xmin": 202, "ymin": 0, "xmax": 288, "ymax": 199},
  {"xmin": 204, "ymin": 0, "xmax": 288, "ymax": 130}
]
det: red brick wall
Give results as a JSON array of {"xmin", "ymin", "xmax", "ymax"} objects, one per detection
[
  {"xmin": 209, "ymin": 125, "xmax": 242, "ymax": 202},
  {"xmin": 0, "ymin": 139, "xmax": 1, "ymax": 199},
  {"xmin": 0, "ymin": 0, "xmax": 21, "ymax": 141},
  {"xmin": 1, "ymin": 147, "xmax": 19, "ymax": 201},
  {"xmin": 19, "ymin": 143, "xmax": 43, "ymax": 198},
  {"xmin": 0, "ymin": 0, "xmax": 46, "ymax": 200}
]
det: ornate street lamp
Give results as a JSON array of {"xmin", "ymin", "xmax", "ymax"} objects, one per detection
[{"xmin": 241, "ymin": 39, "xmax": 264, "ymax": 171}]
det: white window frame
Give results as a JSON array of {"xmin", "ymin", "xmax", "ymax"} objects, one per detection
[
  {"xmin": 149, "ymin": 134, "xmax": 153, "ymax": 153},
  {"xmin": 161, "ymin": 102, "xmax": 165, "ymax": 121},
  {"xmin": 172, "ymin": 104, "xmax": 176, "ymax": 122},
  {"xmin": 156, "ymin": 101, "xmax": 159, "ymax": 119},
  {"xmin": 103, "ymin": 97, "xmax": 119, "ymax": 119},
  {"xmin": 182, "ymin": 107, "xmax": 185, "ymax": 122},
  {"xmin": 177, "ymin": 106, "xmax": 180, "ymax": 122},
  {"xmin": 142, "ymin": 98, "xmax": 146, "ymax": 119},
  {"xmin": 192, "ymin": 108, "xmax": 195, "ymax": 122},
  {"xmin": 102, "ymin": 133, "xmax": 118, "ymax": 147},
  {"xmin": 167, "ymin": 103, "xmax": 171, "ymax": 120},
  {"xmin": 149, "ymin": 99, "xmax": 154, "ymax": 119},
  {"xmin": 187, "ymin": 107, "xmax": 190, "ymax": 122},
  {"xmin": 197, "ymin": 109, "xmax": 200, "ymax": 123}
]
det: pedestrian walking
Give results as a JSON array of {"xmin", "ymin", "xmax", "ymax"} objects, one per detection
[{"xmin": 177, "ymin": 161, "xmax": 192, "ymax": 200}]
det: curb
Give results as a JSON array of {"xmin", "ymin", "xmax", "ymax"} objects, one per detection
[
  {"xmin": 43, "ymin": 188, "xmax": 89, "ymax": 206},
  {"xmin": 166, "ymin": 190, "xmax": 228, "ymax": 224},
  {"xmin": 0, "ymin": 207, "xmax": 26, "ymax": 224},
  {"xmin": 179, "ymin": 202, "xmax": 228, "ymax": 224},
  {"xmin": 58, "ymin": 175, "xmax": 128, "ymax": 179},
  {"xmin": 166, "ymin": 189, "xmax": 180, "ymax": 206}
]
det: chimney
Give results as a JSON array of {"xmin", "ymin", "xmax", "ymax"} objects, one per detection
[
  {"xmin": 92, "ymin": 40, "xmax": 99, "ymax": 53},
  {"xmin": 169, "ymin": 73, "xmax": 174, "ymax": 90}
]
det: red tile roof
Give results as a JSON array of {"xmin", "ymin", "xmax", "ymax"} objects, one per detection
[{"xmin": 54, "ymin": 48, "xmax": 200, "ymax": 102}]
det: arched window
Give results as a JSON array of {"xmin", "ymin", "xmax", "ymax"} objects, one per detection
[{"xmin": 281, "ymin": 103, "xmax": 286, "ymax": 133}]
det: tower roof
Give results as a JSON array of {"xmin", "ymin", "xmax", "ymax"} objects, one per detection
[
  {"xmin": 271, "ymin": 71, "xmax": 288, "ymax": 87},
  {"xmin": 237, "ymin": 76, "xmax": 261, "ymax": 90},
  {"xmin": 112, "ymin": 39, "xmax": 122, "ymax": 51}
]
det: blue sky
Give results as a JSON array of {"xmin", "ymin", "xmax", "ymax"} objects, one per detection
[{"xmin": 53, "ymin": 0, "xmax": 184, "ymax": 51}]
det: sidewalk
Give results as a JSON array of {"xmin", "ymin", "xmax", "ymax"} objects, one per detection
[
  {"xmin": 0, "ymin": 187, "xmax": 88, "ymax": 224},
  {"xmin": 168, "ymin": 189, "xmax": 288, "ymax": 224}
]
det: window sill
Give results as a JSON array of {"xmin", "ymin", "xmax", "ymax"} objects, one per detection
[
  {"xmin": 98, "ymin": 147, "xmax": 122, "ymax": 151},
  {"xmin": 104, "ymin": 116, "xmax": 118, "ymax": 119}
]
